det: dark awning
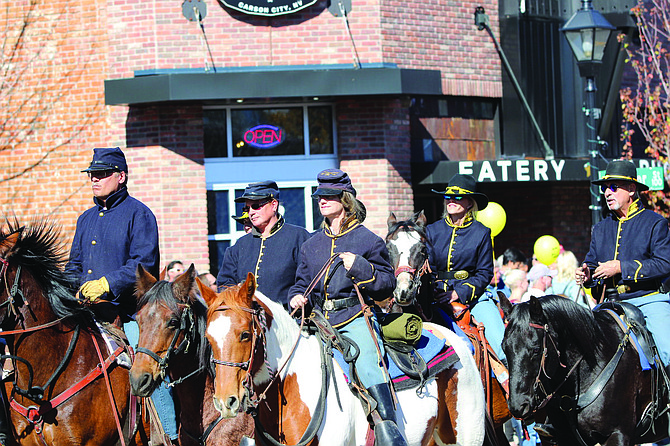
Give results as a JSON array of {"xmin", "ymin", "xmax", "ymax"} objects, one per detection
[{"xmin": 104, "ymin": 66, "xmax": 443, "ymax": 105}]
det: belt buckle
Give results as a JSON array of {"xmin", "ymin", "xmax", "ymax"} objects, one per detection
[
  {"xmin": 323, "ymin": 300, "xmax": 334, "ymax": 311},
  {"xmin": 454, "ymin": 270, "xmax": 469, "ymax": 280},
  {"xmin": 616, "ymin": 284, "xmax": 629, "ymax": 294}
]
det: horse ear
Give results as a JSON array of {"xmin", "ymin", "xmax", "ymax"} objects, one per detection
[
  {"xmin": 239, "ymin": 272, "xmax": 257, "ymax": 305},
  {"xmin": 0, "ymin": 231, "xmax": 21, "ymax": 260},
  {"xmin": 387, "ymin": 212, "xmax": 397, "ymax": 231},
  {"xmin": 528, "ymin": 296, "xmax": 544, "ymax": 322},
  {"xmin": 172, "ymin": 264, "xmax": 196, "ymax": 303},
  {"xmin": 415, "ymin": 210, "xmax": 427, "ymax": 228},
  {"xmin": 197, "ymin": 276, "xmax": 218, "ymax": 306},
  {"xmin": 135, "ymin": 264, "xmax": 158, "ymax": 297},
  {"xmin": 158, "ymin": 266, "xmax": 167, "ymax": 281},
  {"xmin": 498, "ymin": 291, "xmax": 514, "ymax": 319}
]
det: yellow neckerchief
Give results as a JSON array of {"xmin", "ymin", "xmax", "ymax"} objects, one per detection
[{"xmin": 444, "ymin": 212, "xmax": 474, "ymax": 229}]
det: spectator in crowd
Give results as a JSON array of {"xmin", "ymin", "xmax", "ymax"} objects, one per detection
[
  {"xmin": 522, "ymin": 263, "xmax": 555, "ymax": 302},
  {"xmin": 198, "ymin": 272, "xmax": 218, "ymax": 292},
  {"xmin": 166, "ymin": 260, "xmax": 185, "ymax": 282},
  {"xmin": 504, "ymin": 269, "xmax": 529, "ymax": 304},
  {"xmin": 552, "ymin": 250, "xmax": 593, "ymax": 308}
]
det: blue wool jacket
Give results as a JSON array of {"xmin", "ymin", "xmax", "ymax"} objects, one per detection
[
  {"xmin": 583, "ymin": 200, "xmax": 670, "ymax": 300},
  {"xmin": 66, "ymin": 187, "xmax": 160, "ymax": 322},
  {"xmin": 289, "ymin": 220, "xmax": 395, "ymax": 327},
  {"xmin": 216, "ymin": 217, "xmax": 311, "ymax": 306},
  {"xmin": 426, "ymin": 215, "xmax": 494, "ymax": 304}
]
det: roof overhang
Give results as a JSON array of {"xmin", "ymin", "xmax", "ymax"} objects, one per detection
[{"xmin": 104, "ymin": 66, "xmax": 443, "ymax": 106}]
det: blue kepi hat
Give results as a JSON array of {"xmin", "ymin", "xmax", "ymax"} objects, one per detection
[
  {"xmin": 312, "ymin": 168, "xmax": 357, "ymax": 197},
  {"xmin": 82, "ymin": 147, "xmax": 128, "ymax": 173},
  {"xmin": 235, "ymin": 180, "xmax": 280, "ymax": 202}
]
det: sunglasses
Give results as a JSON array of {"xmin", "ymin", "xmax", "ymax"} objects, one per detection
[
  {"xmin": 443, "ymin": 195, "xmax": 465, "ymax": 201},
  {"xmin": 249, "ymin": 200, "xmax": 272, "ymax": 210},
  {"xmin": 600, "ymin": 184, "xmax": 623, "ymax": 193},
  {"xmin": 88, "ymin": 170, "xmax": 116, "ymax": 180}
]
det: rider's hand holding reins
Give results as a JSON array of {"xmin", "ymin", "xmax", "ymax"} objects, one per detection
[
  {"xmin": 575, "ymin": 263, "xmax": 591, "ymax": 286},
  {"xmin": 78, "ymin": 277, "xmax": 110, "ymax": 304},
  {"xmin": 290, "ymin": 294, "xmax": 308, "ymax": 309}
]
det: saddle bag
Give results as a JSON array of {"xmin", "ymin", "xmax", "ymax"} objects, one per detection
[{"xmin": 383, "ymin": 340, "xmax": 428, "ymax": 381}]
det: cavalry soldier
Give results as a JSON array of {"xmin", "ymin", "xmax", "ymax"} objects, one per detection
[
  {"xmin": 289, "ymin": 169, "xmax": 405, "ymax": 446},
  {"xmin": 65, "ymin": 147, "xmax": 178, "ymax": 444},
  {"xmin": 426, "ymin": 174, "xmax": 507, "ymax": 363},
  {"xmin": 576, "ymin": 159, "xmax": 670, "ymax": 370},
  {"xmin": 217, "ymin": 180, "xmax": 310, "ymax": 307}
]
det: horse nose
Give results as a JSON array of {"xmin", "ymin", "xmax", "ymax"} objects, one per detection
[
  {"xmin": 129, "ymin": 372, "xmax": 155, "ymax": 397},
  {"xmin": 226, "ymin": 395, "xmax": 240, "ymax": 413}
]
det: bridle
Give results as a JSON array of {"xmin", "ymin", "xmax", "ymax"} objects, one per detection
[
  {"xmin": 388, "ymin": 227, "xmax": 431, "ymax": 306},
  {"xmin": 209, "ymin": 301, "xmax": 273, "ymax": 413},
  {"xmin": 527, "ymin": 322, "xmax": 582, "ymax": 413},
  {"xmin": 0, "ymin": 257, "xmax": 26, "ymax": 319},
  {"xmin": 135, "ymin": 302, "xmax": 198, "ymax": 383}
]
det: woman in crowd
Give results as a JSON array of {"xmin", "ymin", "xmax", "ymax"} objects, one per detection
[
  {"xmin": 289, "ymin": 168, "xmax": 405, "ymax": 446},
  {"xmin": 553, "ymin": 250, "xmax": 594, "ymax": 308},
  {"xmin": 504, "ymin": 268, "xmax": 529, "ymax": 304},
  {"xmin": 426, "ymin": 173, "xmax": 507, "ymax": 362}
]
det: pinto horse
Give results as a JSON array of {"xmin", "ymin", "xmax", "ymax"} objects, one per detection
[
  {"xmin": 500, "ymin": 294, "xmax": 670, "ymax": 446},
  {"xmin": 199, "ymin": 272, "xmax": 486, "ymax": 446},
  {"xmin": 385, "ymin": 211, "xmax": 511, "ymax": 444},
  {"xmin": 130, "ymin": 264, "xmax": 254, "ymax": 446},
  {"xmin": 0, "ymin": 220, "xmax": 143, "ymax": 445}
]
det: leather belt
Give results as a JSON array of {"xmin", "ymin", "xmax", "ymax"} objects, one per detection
[
  {"xmin": 436, "ymin": 270, "xmax": 469, "ymax": 280},
  {"xmin": 322, "ymin": 296, "xmax": 359, "ymax": 311}
]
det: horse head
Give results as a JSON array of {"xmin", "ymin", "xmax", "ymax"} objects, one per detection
[
  {"xmin": 386, "ymin": 210, "xmax": 429, "ymax": 306},
  {"xmin": 201, "ymin": 272, "xmax": 275, "ymax": 418},
  {"xmin": 130, "ymin": 263, "xmax": 207, "ymax": 397}
]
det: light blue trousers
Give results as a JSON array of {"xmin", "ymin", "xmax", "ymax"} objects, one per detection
[
  {"xmin": 626, "ymin": 293, "xmax": 670, "ymax": 366},
  {"xmin": 339, "ymin": 315, "xmax": 388, "ymax": 388},
  {"xmin": 124, "ymin": 321, "xmax": 179, "ymax": 440},
  {"xmin": 470, "ymin": 293, "xmax": 507, "ymax": 363}
]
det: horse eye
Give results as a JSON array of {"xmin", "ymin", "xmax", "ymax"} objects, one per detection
[
  {"xmin": 167, "ymin": 318, "xmax": 180, "ymax": 329},
  {"xmin": 240, "ymin": 331, "xmax": 251, "ymax": 341}
]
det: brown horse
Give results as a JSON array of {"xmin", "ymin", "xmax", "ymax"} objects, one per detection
[
  {"xmin": 0, "ymin": 220, "xmax": 144, "ymax": 445},
  {"xmin": 386, "ymin": 211, "xmax": 511, "ymax": 444},
  {"xmin": 130, "ymin": 264, "xmax": 254, "ymax": 446},
  {"xmin": 200, "ymin": 272, "xmax": 487, "ymax": 446}
]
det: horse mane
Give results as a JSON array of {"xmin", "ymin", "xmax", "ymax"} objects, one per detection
[
  {"xmin": 1, "ymin": 219, "xmax": 93, "ymax": 324},
  {"xmin": 137, "ymin": 280, "xmax": 212, "ymax": 373},
  {"xmin": 386, "ymin": 218, "xmax": 427, "ymax": 242},
  {"xmin": 524, "ymin": 295, "xmax": 603, "ymax": 366}
]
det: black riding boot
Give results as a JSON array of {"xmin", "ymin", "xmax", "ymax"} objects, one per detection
[{"xmin": 367, "ymin": 384, "xmax": 408, "ymax": 446}]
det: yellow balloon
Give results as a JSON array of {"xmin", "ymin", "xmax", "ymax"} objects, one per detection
[
  {"xmin": 534, "ymin": 235, "xmax": 560, "ymax": 266},
  {"xmin": 476, "ymin": 202, "xmax": 506, "ymax": 237}
]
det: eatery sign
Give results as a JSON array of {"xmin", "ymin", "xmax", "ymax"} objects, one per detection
[{"xmin": 221, "ymin": 0, "xmax": 317, "ymax": 16}]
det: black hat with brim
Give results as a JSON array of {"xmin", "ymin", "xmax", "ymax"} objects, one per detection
[
  {"xmin": 232, "ymin": 211, "xmax": 250, "ymax": 223},
  {"xmin": 431, "ymin": 174, "xmax": 489, "ymax": 210},
  {"xmin": 591, "ymin": 160, "xmax": 649, "ymax": 191},
  {"xmin": 312, "ymin": 168, "xmax": 357, "ymax": 197},
  {"xmin": 235, "ymin": 180, "xmax": 280, "ymax": 202}
]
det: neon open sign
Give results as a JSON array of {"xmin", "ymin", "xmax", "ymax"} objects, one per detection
[{"xmin": 244, "ymin": 124, "xmax": 285, "ymax": 149}]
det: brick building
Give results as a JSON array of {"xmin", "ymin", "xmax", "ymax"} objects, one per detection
[{"xmin": 0, "ymin": 0, "xmax": 651, "ymax": 273}]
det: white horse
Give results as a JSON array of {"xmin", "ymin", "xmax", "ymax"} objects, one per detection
[{"xmin": 199, "ymin": 272, "xmax": 486, "ymax": 446}]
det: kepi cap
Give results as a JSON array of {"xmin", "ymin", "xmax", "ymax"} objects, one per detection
[
  {"xmin": 312, "ymin": 168, "xmax": 357, "ymax": 197},
  {"xmin": 82, "ymin": 147, "xmax": 128, "ymax": 173},
  {"xmin": 235, "ymin": 180, "xmax": 280, "ymax": 202}
]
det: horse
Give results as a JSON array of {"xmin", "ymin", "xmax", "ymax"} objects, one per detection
[
  {"xmin": 130, "ymin": 264, "xmax": 254, "ymax": 446},
  {"xmin": 500, "ymin": 294, "xmax": 670, "ymax": 446},
  {"xmin": 199, "ymin": 272, "xmax": 487, "ymax": 446},
  {"xmin": 385, "ymin": 211, "xmax": 512, "ymax": 444},
  {"xmin": 0, "ymin": 219, "xmax": 145, "ymax": 445}
]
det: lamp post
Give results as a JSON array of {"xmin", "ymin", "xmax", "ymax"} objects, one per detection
[{"xmin": 560, "ymin": 0, "xmax": 615, "ymax": 226}]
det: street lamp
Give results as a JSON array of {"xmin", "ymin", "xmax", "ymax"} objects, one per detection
[{"xmin": 561, "ymin": 0, "xmax": 615, "ymax": 226}]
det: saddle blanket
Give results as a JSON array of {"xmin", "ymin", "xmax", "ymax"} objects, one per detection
[{"xmin": 333, "ymin": 328, "xmax": 459, "ymax": 390}]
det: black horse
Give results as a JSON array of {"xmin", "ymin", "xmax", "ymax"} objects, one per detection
[{"xmin": 500, "ymin": 294, "xmax": 670, "ymax": 446}]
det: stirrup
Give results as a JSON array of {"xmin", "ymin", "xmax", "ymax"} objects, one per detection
[{"xmin": 533, "ymin": 423, "xmax": 556, "ymax": 438}]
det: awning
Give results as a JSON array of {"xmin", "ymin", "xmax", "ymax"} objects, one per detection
[{"xmin": 104, "ymin": 65, "xmax": 443, "ymax": 105}]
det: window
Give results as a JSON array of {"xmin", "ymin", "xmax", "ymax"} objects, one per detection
[{"xmin": 204, "ymin": 104, "xmax": 335, "ymax": 158}]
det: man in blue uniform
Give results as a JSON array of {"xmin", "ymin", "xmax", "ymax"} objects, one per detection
[
  {"xmin": 65, "ymin": 147, "xmax": 178, "ymax": 444},
  {"xmin": 576, "ymin": 159, "xmax": 670, "ymax": 368},
  {"xmin": 216, "ymin": 180, "xmax": 311, "ymax": 307}
]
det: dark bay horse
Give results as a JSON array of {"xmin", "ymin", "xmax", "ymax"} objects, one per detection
[
  {"xmin": 0, "ymin": 220, "xmax": 143, "ymax": 445},
  {"xmin": 500, "ymin": 294, "xmax": 669, "ymax": 446},
  {"xmin": 201, "ymin": 272, "xmax": 487, "ymax": 446},
  {"xmin": 130, "ymin": 264, "xmax": 253, "ymax": 446},
  {"xmin": 385, "ymin": 211, "xmax": 512, "ymax": 444}
]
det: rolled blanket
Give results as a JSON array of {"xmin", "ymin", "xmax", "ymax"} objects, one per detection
[{"xmin": 381, "ymin": 313, "xmax": 423, "ymax": 345}]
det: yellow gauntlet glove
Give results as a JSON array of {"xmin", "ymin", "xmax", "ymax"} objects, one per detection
[{"xmin": 79, "ymin": 277, "xmax": 110, "ymax": 303}]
